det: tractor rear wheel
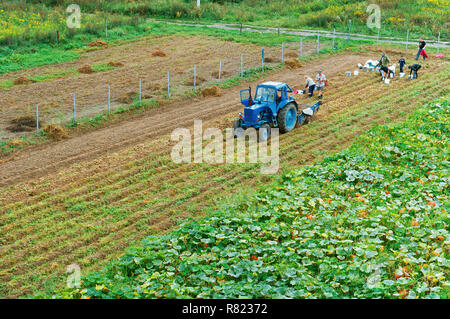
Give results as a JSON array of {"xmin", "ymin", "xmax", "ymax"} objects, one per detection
[{"xmin": 277, "ymin": 103, "xmax": 297, "ymax": 133}]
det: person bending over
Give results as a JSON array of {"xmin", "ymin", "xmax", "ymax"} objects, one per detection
[
  {"xmin": 304, "ymin": 75, "xmax": 316, "ymax": 98},
  {"xmin": 408, "ymin": 64, "xmax": 421, "ymax": 80}
]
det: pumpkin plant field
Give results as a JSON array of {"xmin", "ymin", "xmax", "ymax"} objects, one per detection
[{"xmin": 52, "ymin": 98, "xmax": 450, "ymax": 299}]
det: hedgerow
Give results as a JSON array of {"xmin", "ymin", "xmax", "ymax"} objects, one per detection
[{"xmin": 53, "ymin": 98, "xmax": 449, "ymax": 299}]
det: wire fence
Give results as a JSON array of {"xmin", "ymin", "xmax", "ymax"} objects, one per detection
[{"xmin": 2, "ymin": 39, "xmax": 329, "ymax": 140}]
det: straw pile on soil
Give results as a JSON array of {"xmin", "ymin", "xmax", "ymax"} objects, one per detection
[
  {"xmin": 78, "ymin": 64, "xmax": 94, "ymax": 74},
  {"xmin": 211, "ymin": 70, "xmax": 230, "ymax": 78},
  {"xmin": 147, "ymin": 83, "xmax": 167, "ymax": 93},
  {"xmin": 185, "ymin": 76, "xmax": 206, "ymax": 86},
  {"xmin": 13, "ymin": 76, "xmax": 31, "ymax": 85},
  {"xmin": 118, "ymin": 91, "xmax": 137, "ymax": 104},
  {"xmin": 285, "ymin": 52, "xmax": 299, "ymax": 58},
  {"xmin": 152, "ymin": 49, "xmax": 167, "ymax": 57},
  {"xmin": 285, "ymin": 59, "xmax": 303, "ymax": 70},
  {"xmin": 148, "ymin": 83, "xmax": 162, "ymax": 92},
  {"xmin": 108, "ymin": 61, "xmax": 125, "ymax": 67},
  {"xmin": 264, "ymin": 57, "xmax": 280, "ymax": 63},
  {"xmin": 141, "ymin": 93, "xmax": 155, "ymax": 100},
  {"xmin": 7, "ymin": 139, "xmax": 24, "ymax": 148},
  {"xmin": 44, "ymin": 124, "xmax": 68, "ymax": 141},
  {"xmin": 201, "ymin": 86, "xmax": 223, "ymax": 97},
  {"xmin": 6, "ymin": 116, "xmax": 37, "ymax": 132},
  {"xmin": 87, "ymin": 40, "xmax": 108, "ymax": 48}
]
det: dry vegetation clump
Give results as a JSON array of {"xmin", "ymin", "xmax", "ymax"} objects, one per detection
[
  {"xmin": 147, "ymin": 83, "xmax": 168, "ymax": 94},
  {"xmin": 108, "ymin": 61, "xmax": 125, "ymax": 67},
  {"xmin": 201, "ymin": 86, "xmax": 223, "ymax": 97},
  {"xmin": 13, "ymin": 76, "xmax": 31, "ymax": 85},
  {"xmin": 141, "ymin": 93, "xmax": 155, "ymax": 99},
  {"xmin": 152, "ymin": 49, "xmax": 167, "ymax": 57},
  {"xmin": 185, "ymin": 76, "xmax": 206, "ymax": 86},
  {"xmin": 43, "ymin": 124, "xmax": 68, "ymax": 141},
  {"xmin": 284, "ymin": 59, "xmax": 303, "ymax": 70},
  {"xmin": 211, "ymin": 70, "xmax": 230, "ymax": 78},
  {"xmin": 285, "ymin": 52, "xmax": 299, "ymax": 58},
  {"xmin": 78, "ymin": 64, "xmax": 94, "ymax": 74},
  {"xmin": 41, "ymin": 101, "xmax": 61, "ymax": 109},
  {"xmin": 264, "ymin": 57, "xmax": 280, "ymax": 63},
  {"xmin": 118, "ymin": 91, "xmax": 137, "ymax": 104},
  {"xmin": 148, "ymin": 83, "xmax": 162, "ymax": 91},
  {"xmin": 7, "ymin": 139, "xmax": 24, "ymax": 147},
  {"xmin": 87, "ymin": 40, "xmax": 108, "ymax": 48},
  {"xmin": 6, "ymin": 116, "xmax": 37, "ymax": 132}
]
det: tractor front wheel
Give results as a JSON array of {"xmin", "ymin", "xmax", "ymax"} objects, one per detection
[
  {"xmin": 258, "ymin": 123, "xmax": 271, "ymax": 142},
  {"xmin": 277, "ymin": 103, "xmax": 297, "ymax": 134},
  {"xmin": 233, "ymin": 119, "xmax": 244, "ymax": 138}
]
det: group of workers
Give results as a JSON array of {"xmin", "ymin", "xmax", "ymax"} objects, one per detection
[
  {"xmin": 298, "ymin": 39, "xmax": 429, "ymax": 100},
  {"xmin": 377, "ymin": 39, "xmax": 427, "ymax": 81},
  {"xmin": 377, "ymin": 52, "xmax": 422, "ymax": 81}
]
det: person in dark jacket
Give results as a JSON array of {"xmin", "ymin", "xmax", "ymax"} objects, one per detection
[
  {"xmin": 416, "ymin": 39, "xmax": 427, "ymax": 60},
  {"xmin": 398, "ymin": 58, "xmax": 406, "ymax": 73},
  {"xmin": 379, "ymin": 66, "xmax": 392, "ymax": 81},
  {"xmin": 408, "ymin": 64, "xmax": 421, "ymax": 79},
  {"xmin": 304, "ymin": 75, "xmax": 316, "ymax": 98}
]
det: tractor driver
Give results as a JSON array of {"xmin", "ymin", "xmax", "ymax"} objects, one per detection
[{"xmin": 276, "ymin": 90, "xmax": 282, "ymax": 104}]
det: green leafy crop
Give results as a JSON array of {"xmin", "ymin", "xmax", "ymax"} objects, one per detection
[{"xmin": 52, "ymin": 98, "xmax": 449, "ymax": 299}]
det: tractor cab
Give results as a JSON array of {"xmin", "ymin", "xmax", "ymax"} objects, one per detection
[
  {"xmin": 241, "ymin": 82, "xmax": 294, "ymax": 108},
  {"xmin": 240, "ymin": 82, "xmax": 296, "ymax": 127},
  {"xmin": 234, "ymin": 81, "xmax": 320, "ymax": 142}
]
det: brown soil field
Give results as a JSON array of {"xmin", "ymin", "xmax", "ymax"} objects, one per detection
[
  {"xmin": 0, "ymin": 47, "xmax": 448, "ymax": 297},
  {"xmin": 0, "ymin": 35, "xmax": 318, "ymax": 141},
  {"xmin": 0, "ymin": 53, "xmax": 368, "ymax": 187}
]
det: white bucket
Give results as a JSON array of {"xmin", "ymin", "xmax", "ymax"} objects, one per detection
[
  {"xmin": 390, "ymin": 73, "xmax": 394, "ymax": 78},
  {"xmin": 399, "ymin": 73, "xmax": 405, "ymax": 78},
  {"xmin": 385, "ymin": 79, "xmax": 390, "ymax": 84},
  {"xmin": 354, "ymin": 70, "xmax": 359, "ymax": 76}
]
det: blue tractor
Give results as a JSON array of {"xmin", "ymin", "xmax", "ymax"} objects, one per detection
[{"xmin": 233, "ymin": 81, "xmax": 321, "ymax": 141}]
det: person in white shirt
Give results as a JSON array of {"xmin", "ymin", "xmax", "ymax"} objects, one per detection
[
  {"xmin": 315, "ymin": 70, "xmax": 327, "ymax": 99},
  {"xmin": 304, "ymin": 75, "xmax": 316, "ymax": 98}
]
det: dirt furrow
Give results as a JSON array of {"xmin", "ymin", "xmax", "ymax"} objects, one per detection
[{"xmin": 0, "ymin": 54, "xmax": 368, "ymax": 187}]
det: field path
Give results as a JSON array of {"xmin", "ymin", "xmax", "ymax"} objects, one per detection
[
  {"xmin": 0, "ymin": 54, "xmax": 365, "ymax": 187},
  {"xmin": 155, "ymin": 20, "xmax": 450, "ymax": 47}
]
